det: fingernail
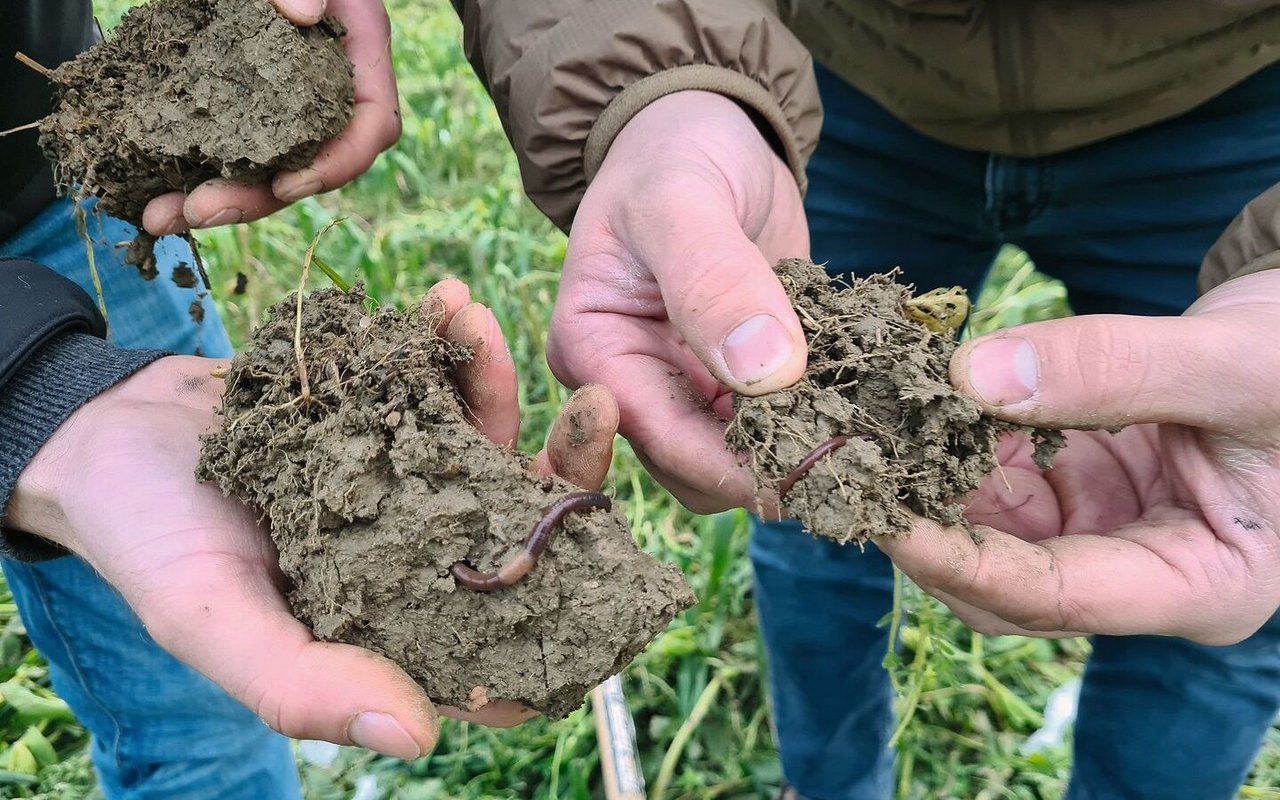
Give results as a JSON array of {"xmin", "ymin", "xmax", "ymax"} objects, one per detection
[
  {"xmin": 967, "ymin": 337, "xmax": 1038, "ymax": 407},
  {"xmin": 487, "ymin": 313, "xmax": 513, "ymax": 364},
  {"xmin": 154, "ymin": 212, "xmax": 188, "ymax": 236},
  {"xmin": 722, "ymin": 314, "xmax": 795, "ymax": 385},
  {"xmin": 275, "ymin": 172, "xmax": 323, "ymax": 203},
  {"xmin": 279, "ymin": 0, "xmax": 325, "ymax": 23},
  {"xmin": 347, "ymin": 712, "xmax": 421, "ymax": 760},
  {"xmin": 191, "ymin": 207, "xmax": 244, "ymax": 228}
]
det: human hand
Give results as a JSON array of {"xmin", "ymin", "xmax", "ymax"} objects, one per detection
[
  {"xmin": 141, "ymin": 0, "xmax": 400, "ymax": 236},
  {"xmin": 876, "ymin": 270, "xmax": 1280, "ymax": 645},
  {"xmin": 548, "ymin": 90, "xmax": 809, "ymax": 513},
  {"xmin": 4, "ymin": 279, "xmax": 618, "ymax": 755}
]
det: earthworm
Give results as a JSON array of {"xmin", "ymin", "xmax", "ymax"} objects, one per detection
[
  {"xmin": 778, "ymin": 435, "xmax": 855, "ymax": 500},
  {"xmin": 449, "ymin": 491, "xmax": 612, "ymax": 592}
]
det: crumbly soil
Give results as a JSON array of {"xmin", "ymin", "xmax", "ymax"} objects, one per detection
[
  {"xmin": 726, "ymin": 259, "xmax": 1059, "ymax": 544},
  {"xmin": 197, "ymin": 288, "xmax": 694, "ymax": 719},
  {"xmin": 39, "ymin": 0, "xmax": 353, "ymax": 274}
]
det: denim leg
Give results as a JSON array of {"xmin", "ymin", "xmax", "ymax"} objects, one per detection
[
  {"xmin": 2, "ymin": 558, "xmax": 299, "ymax": 800},
  {"xmin": 754, "ymin": 65, "xmax": 1002, "ymax": 800},
  {"xmin": 752, "ymin": 522, "xmax": 897, "ymax": 800},
  {"xmin": 1067, "ymin": 616, "xmax": 1280, "ymax": 800},
  {"xmin": 0, "ymin": 199, "xmax": 301, "ymax": 799},
  {"xmin": 999, "ymin": 62, "xmax": 1280, "ymax": 800}
]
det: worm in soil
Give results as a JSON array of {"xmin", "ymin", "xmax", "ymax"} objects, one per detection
[
  {"xmin": 778, "ymin": 435, "xmax": 861, "ymax": 500},
  {"xmin": 449, "ymin": 491, "xmax": 612, "ymax": 592}
]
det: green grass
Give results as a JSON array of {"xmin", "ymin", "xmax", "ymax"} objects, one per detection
[{"xmin": 0, "ymin": 1, "xmax": 1276, "ymax": 798}]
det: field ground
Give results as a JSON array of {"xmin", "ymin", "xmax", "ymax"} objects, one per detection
[{"xmin": 0, "ymin": 1, "xmax": 1276, "ymax": 798}]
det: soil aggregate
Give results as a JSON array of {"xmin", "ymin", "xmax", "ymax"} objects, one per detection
[
  {"xmin": 727, "ymin": 259, "xmax": 1060, "ymax": 544},
  {"xmin": 198, "ymin": 288, "xmax": 694, "ymax": 719},
  {"xmin": 38, "ymin": 0, "xmax": 354, "ymax": 273}
]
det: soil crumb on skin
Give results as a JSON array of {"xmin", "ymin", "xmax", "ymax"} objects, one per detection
[
  {"xmin": 39, "ymin": 0, "xmax": 354, "ymax": 272},
  {"xmin": 197, "ymin": 288, "xmax": 694, "ymax": 719},
  {"xmin": 726, "ymin": 259, "xmax": 1060, "ymax": 544}
]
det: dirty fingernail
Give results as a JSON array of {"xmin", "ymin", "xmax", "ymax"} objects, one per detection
[
  {"xmin": 275, "ymin": 173, "xmax": 323, "ymax": 203},
  {"xmin": 348, "ymin": 712, "xmax": 421, "ymax": 760},
  {"xmin": 966, "ymin": 337, "xmax": 1038, "ymax": 407},
  {"xmin": 191, "ymin": 207, "xmax": 244, "ymax": 228},
  {"xmin": 722, "ymin": 314, "xmax": 795, "ymax": 385}
]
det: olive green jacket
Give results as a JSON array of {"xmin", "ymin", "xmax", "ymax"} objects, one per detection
[{"xmin": 454, "ymin": 0, "xmax": 1280, "ymax": 293}]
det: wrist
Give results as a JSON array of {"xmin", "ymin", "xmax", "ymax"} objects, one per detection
[
  {"xmin": 0, "ymin": 337, "xmax": 171, "ymax": 554},
  {"xmin": 608, "ymin": 90, "xmax": 767, "ymax": 164},
  {"xmin": 4, "ymin": 431, "xmax": 72, "ymax": 543}
]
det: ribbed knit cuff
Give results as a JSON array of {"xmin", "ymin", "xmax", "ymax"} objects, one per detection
[{"xmin": 0, "ymin": 333, "xmax": 169, "ymax": 561}]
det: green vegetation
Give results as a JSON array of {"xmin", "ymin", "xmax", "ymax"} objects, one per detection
[{"xmin": 0, "ymin": 1, "xmax": 1275, "ymax": 798}]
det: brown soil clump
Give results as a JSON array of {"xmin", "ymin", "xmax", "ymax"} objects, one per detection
[
  {"xmin": 727, "ymin": 259, "xmax": 1059, "ymax": 544},
  {"xmin": 197, "ymin": 288, "xmax": 694, "ymax": 719},
  {"xmin": 39, "ymin": 0, "xmax": 354, "ymax": 273}
]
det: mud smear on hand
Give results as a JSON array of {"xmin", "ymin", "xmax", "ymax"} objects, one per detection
[
  {"xmin": 197, "ymin": 288, "xmax": 694, "ymax": 719},
  {"xmin": 727, "ymin": 259, "xmax": 1060, "ymax": 544},
  {"xmin": 39, "ymin": 0, "xmax": 354, "ymax": 275}
]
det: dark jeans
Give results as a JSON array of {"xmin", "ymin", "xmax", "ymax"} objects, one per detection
[{"xmin": 751, "ymin": 63, "xmax": 1280, "ymax": 800}]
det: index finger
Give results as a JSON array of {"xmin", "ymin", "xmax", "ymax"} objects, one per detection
[{"xmin": 875, "ymin": 515, "xmax": 1198, "ymax": 639}]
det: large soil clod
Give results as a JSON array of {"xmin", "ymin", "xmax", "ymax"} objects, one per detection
[
  {"xmin": 197, "ymin": 288, "xmax": 694, "ymax": 719},
  {"xmin": 727, "ymin": 259, "xmax": 1058, "ymax": 544},
  {"xmin": 39, "ymin": 0, "xmax": 354, "ymax": 274}
]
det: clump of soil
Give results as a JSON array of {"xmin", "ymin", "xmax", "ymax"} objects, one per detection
[
  {"xmin": 39, "ymin": 0, "xmax": 354, "ymax": 274},
  {"xmin": 727, "ymin": 259, "xmax": 1059, "ymax": 544},
  {"xmin": 198, "ymin": 288, "xmax": 694, "ymax": 719}
]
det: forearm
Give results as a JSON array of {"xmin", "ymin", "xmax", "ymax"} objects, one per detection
[
  {"xmin": 0, "ymin": 259, "xmax": 167, "ymax": 558},
  {"xmin": 454, "ymin": 0, "xmax": 822, "ymax": 229}
]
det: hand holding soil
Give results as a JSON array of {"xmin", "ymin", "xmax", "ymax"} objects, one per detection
[
  {"xmin": 144, "ymin": 0, "xmax": 401, "ymax": 238},
  {"xmin": 877, "ymin": 269, "xmax": 1280, "ymax": 645},
  {"xmin": 548, "ymin": 90, "xmax": 809, "ymax": 513},
  {"xmin": 34, "ymin": 0, "xmax": 398, "ymax": 245},
  {"xmin": 197, "ymin": 280, "xmax": 693, "ymax": 722},
  {"xmin": 3, "ymin": 280, "xmax": 668, "ymax": 757},
  {"xmin": 727, "ymin": 258, "xmax": 1060, "ymax": 544}
]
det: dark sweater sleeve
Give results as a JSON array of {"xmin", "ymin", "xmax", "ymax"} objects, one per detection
[{"xmin": 0, "ymin": 333, "xmax": 168, "ymax": 561}]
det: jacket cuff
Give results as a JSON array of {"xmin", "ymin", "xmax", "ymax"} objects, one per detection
[
  {"xmin": 583, "ymin": 64, "xmax": 808, "ymax": 197},
  {"xmin": 0, "ymin": 333, "xmax": 169, "ymax": 561},
  {"xmin": 1199, "ymin": 183, "xmax": 1280, "ymax": 295}
]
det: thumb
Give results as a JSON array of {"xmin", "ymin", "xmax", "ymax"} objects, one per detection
[
  {"xmin": 952, "ymin": 313, "xmax": 1274, "ymax": 432},
  {"xmin": 271, "ymin": 0, "xmax": 326, "ymax": 26},
  {"xmin": 135, "ymin": 527, "xmax": 438, "ymax": 758},
  {"xmin": 631, "ymin": 203, "xmax": 806, "ymax": 396}
]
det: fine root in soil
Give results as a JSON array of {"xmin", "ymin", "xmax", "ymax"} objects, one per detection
[
  {"xmin": 198, "ymin": 287, "xmax": 694, "ymax": 719},
  {"xmin": 37, "ymin": 0, "xmax": 354, "ymax": 276},
  {"xmin": 726, "ymin": 259, "xmax": 1061, "ymax": 544}
]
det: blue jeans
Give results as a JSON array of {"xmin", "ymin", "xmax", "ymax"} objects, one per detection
[
  {"xmin": 0, "ymin": 200, "xmax": 301, "ymax": 799},
  {"xmin": 753, "ymin": 64, "xmax": 1280, "ymax": 800}
]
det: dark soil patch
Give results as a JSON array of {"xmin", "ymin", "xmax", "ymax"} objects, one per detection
[
  {"xmin": 726, "ymin": 259, "xmax": 1059, "ymax": 544},
  {"xmin": 39, "ymin": 0, "xmax": 353, "ymax": 274},
  {"xmin": 197, "ymin": 288, "xmax": 694, "ymax": 719}
]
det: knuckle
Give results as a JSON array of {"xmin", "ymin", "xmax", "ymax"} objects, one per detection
[
  {"xmin": 666, "ymin": 252, "xmax": 759, "ymax": 329},
  {"xmin": 378, "ymin": 110, "xmax": 402, "ymax": 151},
  {"xmin": 962, "ymin": 614, "xmax": 1011, "ymax": 637}
]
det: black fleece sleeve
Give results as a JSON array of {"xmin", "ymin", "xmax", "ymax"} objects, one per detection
[{"xmin": 0, "ymin": 260, "xmax": 169, "ymax": 561}]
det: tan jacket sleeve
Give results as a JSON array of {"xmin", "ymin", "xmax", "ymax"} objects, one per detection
[
  {"xmin": 1200, "ymin": 184, "xmax": 1280, "ymax": 295},
  {"xmin": 453, "ymin": 0, "xmax": 823, "ymax": 230}
]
